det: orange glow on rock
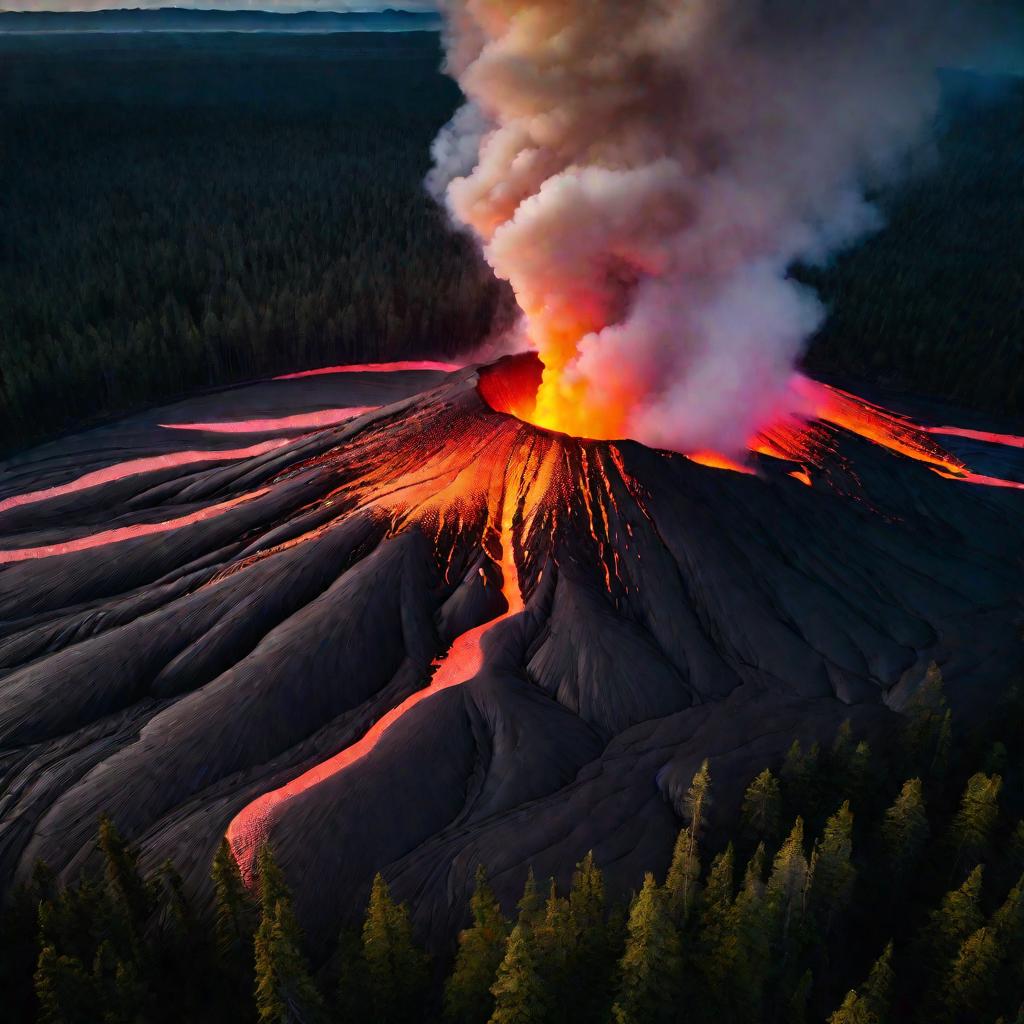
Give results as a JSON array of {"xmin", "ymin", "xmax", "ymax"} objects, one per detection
[
  {"xmin": 159, "ymin": 408, "xmax": 377, "ymax": 434},
  {"xmin": 0, "ymin": 441, "xmax": 288, "ymax": 515},
  {"xmin": 273, "ymin": 360, "xmax": 462, "ymax": 381},
  {"xmin": 0, "ymin": 488, "xmax": 271, "ymax": 564}
]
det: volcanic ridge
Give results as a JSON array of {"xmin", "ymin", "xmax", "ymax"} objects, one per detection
[{"xmin": 0, "ymin": 355, "xmax": 1021, "ymax": 955}]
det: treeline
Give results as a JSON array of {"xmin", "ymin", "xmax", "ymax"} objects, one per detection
[
  {"xmin": 0, "ymin": 34, "xmax": 511, "ymax": 452},
  {"xmin": 2, "ymin": 664, "xmax": 1023, "ymax": 1024},
  {"xmin": 799, "ymin": 72, "xmax": 1024, "ymax": 419},
  {"xmin": 1, "ymin": 44, "xmax": 1022, "ymax": 455}
]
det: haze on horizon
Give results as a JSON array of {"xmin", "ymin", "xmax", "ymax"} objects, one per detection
[{"xmin": 0, "ymin": 1, "xmax": 436, "ymax": 12}]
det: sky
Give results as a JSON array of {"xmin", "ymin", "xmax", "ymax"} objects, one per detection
[{"xmin": 1, "ymin": 2, "xmax": 438, "ymax": 10}]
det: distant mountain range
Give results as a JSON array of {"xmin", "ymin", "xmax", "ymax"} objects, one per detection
[{"xmin": 0, "ymin": 7, "xmax": 443, "ymax": 33}]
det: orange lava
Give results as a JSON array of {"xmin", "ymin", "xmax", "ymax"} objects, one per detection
[
  {"xmin": 0, "ymin": 442, "xmax": 288, "ymax": 515},
  {"xmin": 789, "ymin": 467, "xmax": 813, "ymax": 487},
  {"xmin": 0, "ymin": 488, "xmax": 270, "ymax": 564},
  {"xmin": 927, "ymin": 425, "xmax": 1024, "ymax": 449},
  {"xmin": 273, "ymin": 360, "xmax": 462, "ymax": 381},
  {"xmin": 227, "ymin": 467, "xmax": 528, "ymax": 884},
  {"xmin": 159, "ymin": 408, "xmax": 377, "ymax": 434},
  {"xmin": 687, "ymin": 451, "xmax": 756, "ymax": 475}
]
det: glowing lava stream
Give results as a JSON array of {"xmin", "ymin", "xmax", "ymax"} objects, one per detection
[
  {"xmin": 159, "ymin": 409, "xmax": 378, "ymax": 434},
  {"xmin": 226, "ymin": 486, "xmax": 526, "ymax": 885},
  {"xmin": 0, "ymin": 441, "xmax": 289, "ymax": 515},
  {"xmin": 926, "ymin": 425, "xmax": 1024, "ymax": 449},
  {"xmin": 0, "ymin": 488, "xmax": 270, "ymax": 564},
  {"xmin": 273, "ymin": 360, "xmax": 462, "ymax": 381}
]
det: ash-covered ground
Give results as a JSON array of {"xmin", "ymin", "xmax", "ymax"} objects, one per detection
[{"xmin": 0, "ymin": 359, "xmax": 1020, "ymax": 956}]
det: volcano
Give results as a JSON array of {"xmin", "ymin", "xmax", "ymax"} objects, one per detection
[{"xmin": 0, "ymin": 355, "xmax": 1021, "ymax": 956}]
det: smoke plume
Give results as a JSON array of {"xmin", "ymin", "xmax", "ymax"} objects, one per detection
[{"xmin": 429, "ymin": 1, "xmax": 1017, "ymax": 452}]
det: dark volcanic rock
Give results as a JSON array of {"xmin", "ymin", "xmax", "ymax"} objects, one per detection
[{"xmin": 0, "ymin": 358, "xmax": 1020, "ymax": 957}]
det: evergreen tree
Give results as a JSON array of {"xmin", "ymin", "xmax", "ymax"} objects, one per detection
[
  {"xmin": 781, "ymin": 741, "xmax": 821, "ymax": 822},
  {"xmin": 827, "ymin": 942, "xmax": 894, "ymax": 1024},
  {"xmin": 785, "ymin": 968, "xmax": 813, "ymax": 1024},
  {"xmin": 611, "ymin": 874, "xmax": 681, "ymax": 1024},
  {"xmin": 940, "ymin": 926, "xmax": 1000, "ymax": 1022},
  {"xmin": 445, "ymin": 867, "xmax": 509, "ymax": 1024},
  {"xmin": 767, "ymin": 818, "xmax": 810, "ymax": 951},
  {"xmin": 920, "ymin": 865, "xmax": 985, "ymax": 986},
  {"xmin": 665, "ymin": 759, "xmax": 712, "ymax": 924},
  {"xmin": 212, "ymin": 838, "xmax": 255, "ymax": 965},
  {"xmin": 487, "ymin": 923, "xmax": 548, "ymax": 1024},
  {"xmin": 880, "ymin": 779, "xmax": 929, "ymax": 882},
  {"xmin": 362, "ymin": 872, "xmax": 429, "ymax": 1024},
  {"xmin": 727, "ymin": 843, "xmax": 771, "ymax": 1020},
  {"xmin": 695, "ymin": 844, "xmax": 736, "ymax": 1001},
  {"xmin": 810, "ymin": 802, "xmax": 856, "ymax": 929},
  {"xmin": 516, "ymin": 869, "xmax": 543, "ymax": 927},
  {"xmin": 903, "ymin": 663, "xmax": 951, "ymax": 781},
  {"xmin": 253, "ymin": 846, "xmax": 323, "ymax": 1024},
  {"xmin": 566, "ymin": 852, "xmax": 615, "ymax": 1024},
  {"xmin": 97, "ymin": 816, "xmax": 153, "ymax": 954},
  {"xmin": 741, "ymin": 769, "xmax": 782, "ymax": 843},
  {"xmin": 34, "ymin": 944, "xmax": 99, "ymax": 1024},
  {"xmin": 948, "ymin": 773, "xmax": 1002, "ymax": 869}
]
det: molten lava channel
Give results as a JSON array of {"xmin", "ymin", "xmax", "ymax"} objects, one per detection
[
  {"xmin": 159, "ymin": 408, "xmax": 378, "ymax": 434},
  {"xmin": 226, "ymin": 478, "xmax": 527, "ymax": 884},
  {"xmin": 478, "ymin": 352, "xmax": 1023, "ymax": 492}
]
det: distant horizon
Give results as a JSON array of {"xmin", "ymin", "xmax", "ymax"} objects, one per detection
[{"xmin": 0, "ymin": 2, "xmax": 436, "ymax": 12}]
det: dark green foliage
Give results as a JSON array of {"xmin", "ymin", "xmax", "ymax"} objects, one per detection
[
  {"xmin": 0, "ymin": 32, "xmax": 509, "ymax": 452},
  {"xmin": 947, "ymin": 773, "xmax": 1003, "ymax": 870},
  {"xmin": 488, "ymin": 923, "xmax": 548, "ymax": 1024},
  {"xmin": 361, "ymin": 872, "xmax": 429, "ymax": 1024},
  {"xmin": 827, "ymin": 942, "xmax": 894, "ymax": 1024},
  {"xmin": 611, "ymin": 874, "xmax": 681, "ymax": 1024},
  {"xmin": 741, "ymin": 769, "xmax": 782, "ymax": 843},
  {"xmin": 665, "ymin": 759, "xmax": 712, "ymax": 924},
  {"xmin": 445, "ymin": 867, "xmax": 509, "ymax": 1024},
  {"xmin": 880, "ymin": 779, "xmax": 930, "ymax": 882}
]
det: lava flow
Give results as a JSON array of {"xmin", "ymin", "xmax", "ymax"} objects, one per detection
[
  {"xmin": 159, "ymin": 408, "xmax": 377, "ymax": 434},
  {"xmin": 273, "ymin": 360, "xmax": 462, "ymax": 381},
  {"xmin": 227, "ymin": 469, "xmax": 528, "ymax": 884}
]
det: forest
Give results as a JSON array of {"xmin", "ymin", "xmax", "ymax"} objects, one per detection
[
  {"xmin": 0, "ymin": 36, "xmax": 1022, "ymax": 453},
  {"xmin": 2, "ymin": 664, "xmax": 1022, "ymax": 1024}
]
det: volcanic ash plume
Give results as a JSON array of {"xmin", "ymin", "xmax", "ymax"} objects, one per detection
[{"xmin": 429, "ymin": 1, "xmax": 1010, "ymax": 453}]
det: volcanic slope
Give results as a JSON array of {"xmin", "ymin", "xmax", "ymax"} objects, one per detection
[{"xmin": 0, "ymin": 356, "xmax": 1020, "ymax": 954}]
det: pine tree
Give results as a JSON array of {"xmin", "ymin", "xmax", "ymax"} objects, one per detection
[
  {"xmin": 535, "ymin": 879, "xmax": 573, "ymax": 1018},
  {"xmin": 253, "ymin": 846, "xmax": 324, "ymax": 1024},
  {"xmin": 810, "ymin": 802, "xmax": 856, "ymax": 929},
  {"xmin": 35, "ymin": 944, "xmax": 99, "ymax": 1024},
  {"xmin": 516, "ymin": 869, "xmax": 543, "ymax": 927},
  {"xmin": 727, "ymin": 843, "xmax": 771, "ymax": 1020},
  {"xmin": 665, "ymin": 760, "xmax": 711, "ymax": 924},
  {"xmin": 567, "ymin": 852, "xmax": 613, "ymax": 1024},
  {"xmin": 696, "ymin": 844, "xmax": 735, "ymax": 998},
  {"xmin": 941, "ymin": 926, "xmax": 1000, "ymax": 1022},
  {"xmin": 488, "ymin": 923, "xmax": 548, "ymax": 1024},
  {"xmin": 880, "ymin": 779, "xmax": 929, "ymax": 881},
  {"xmin": 921, "ymin": 865, "xmax": 985, "ymax": 985},
  {"xmin": 741, "ymin": 769, "xmax": 782, "ymax": 843},
  {"xmin": 611, "ymin": 874, "xmax": 681, "ymax": 1024},
  {"xmin": 212, "ymin": 837, "xmax": 255, "ymax": 966},
  {"xmin": 97, "ymin": 816, "xmax": 152, "ymax": 953},
  {"xmin": 445, "ymin": 867, "xmax": 509, "ymax": 1024},
  {"xmin": 785, "ymin": 968, "xmax": 813, "ymax": 1024},
  {"xmin": 362, "ymin": 872, "xmax": 429, "ymax": 1024},
  {"xmin": 948, "ymin": 773, "xmax": 1002, "ymax": 869},
  {"xmin": 826, "ymin": 942, "xmax": 894, "ymax": 1024},
  {"xmin": 767, "ymin": 819, "xmax": 810, "ymax": 951},
  {"xmin": 903, "ymin": 662, "xmax": 950, "ymax": 781}
]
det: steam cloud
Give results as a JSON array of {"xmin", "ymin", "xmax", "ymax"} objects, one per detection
[{"xmin": 429, "ymin": 1, "xmax": 1017, "ymax": 452}]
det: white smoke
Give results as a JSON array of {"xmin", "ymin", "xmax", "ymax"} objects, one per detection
[{"xmin": 430, "ymin": 0, "xmax": 1018, "ymax": 452}]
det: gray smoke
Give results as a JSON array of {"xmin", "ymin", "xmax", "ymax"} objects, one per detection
[{"xmin": 429, "ymin": 0, "xmax": 1019, "ymax": 451}]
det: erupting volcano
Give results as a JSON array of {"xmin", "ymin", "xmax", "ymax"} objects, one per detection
[{"xmin": 0, "ymin": 355, "xmax": 1020, "ymax": 954}]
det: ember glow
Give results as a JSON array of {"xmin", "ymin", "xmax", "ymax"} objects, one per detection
[
  {"xmin": 430, "ymin": 1, "xmax": 1004, "ymax": 455},
  {"xmin": 0, "ymin": 488, "xmax": 270, "ymax": 564},
  {"xmin": 0, "ymin": 441, "xmax": 289, "ymax": 514},
  {"xmin": 273, "ymin": 360, "xmax": 461, "ymax": 381},
  {"xmin": 227, "ymin": 461, "xmax": 528, "ymax": 884},
  {"xmin": 159, "ymin": 408, "xmax": 377, "ymax": 434}
]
